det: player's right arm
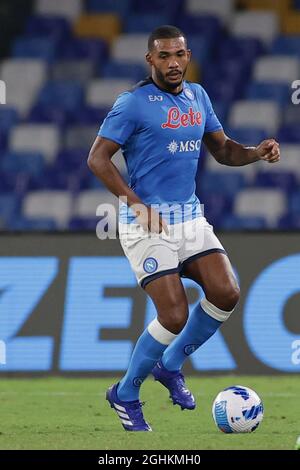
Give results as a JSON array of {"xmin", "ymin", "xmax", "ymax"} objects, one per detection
[{"xmin": 88, "ymin": 136, "xmax": 168, "ymax": 235}]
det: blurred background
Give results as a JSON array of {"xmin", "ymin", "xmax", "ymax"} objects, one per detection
[{"xmin": 0, "ymin": 0, "xmax": 299, "ymax": 232}]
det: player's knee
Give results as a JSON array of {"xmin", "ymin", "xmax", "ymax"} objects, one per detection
[
  {"xmin": 208, "ymin": 283, "xmax": 240, "ymax": 312},
  {"xmin": 158, "ymin": 301, "xmax": 188, "ymax": 334}
]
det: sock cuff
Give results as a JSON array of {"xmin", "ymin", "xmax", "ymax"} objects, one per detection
[
  {"xmin": 147, "ymin": 318, "xmax": 177, "ymax": 345},
  {"xmin": 200, "ymin": 297, "xmax": 234, "ymax": 322}
]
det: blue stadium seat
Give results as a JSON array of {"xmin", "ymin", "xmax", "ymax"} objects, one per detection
[
  {"xmin": 1, "ymin": 152, "xmax": 45, "ymax": 179},
  {"xmin": 58, "ymin": 38, "xmax": 108, "ymax": 62},
  {"xmin": 288, "ymin": 190, "xmax": 300, "ymax": 215},
  {"xmin": 0, "ymin": 194, "xmax": 20, "ymax": 225},
  {"xmin": 28, "ymin": 105, "xmax": 68, "ymax": 125},
  {"xmin": 130, "ymin": 0, "xmax": 183, "ymax": 19},
  {"xmin": 68, "ymin": 216, "xmax": 100, "ymax": 230},
  {"xmin": 101, "ymin": 60, "xmax": 147, "ymax": 82},
  {"xmin": 12, "ymin": 36, "xmax": 58, "ymax": 61},
  {"xmin": 199, "ymin": 172, "xmax": 247, "ymax": 197},
  {"xmin": 278, "ymin": 213, "xmax": 300, "ymax": 229},
  {"xmin": 221, "ymin": 215, "xmax": 268, "ymax": 230},
  {"xmin": 71, "ymin": 106, "xmax": 109, "ymax": 125},
  {"xmin": 246, "ymin": 82, "xmax": 290, "ymax": 106},
  {"xmin": 124, "ymin": 13, "xmax": 170, "ymax": 33},
  {"xmin": 0, "ymin": 107, "xmax": 19, "ymax": 133},
  {"xmin": 271, "ymin": 35, "xmax": 300, "ymax": 56},
  {"xmin": 36, "ymin": 80, "xmax": 83, "ymax": 113},
  {"xmin": 186, "ymin": 35, "xmax": 212, "ymax": 65},
  {"xmin": 178, "ymin": 15, "xmax": 222, "ymax": 42},
  {"xmin": 25, "ymin": 15, "xmax": 71, "ymax": 41},
  {"xmin": 254, "ymin": 171, "xmax": 297, "ymax": 191},
  {"xmin": 202, "ymin": 79, "xmax": 237, "ymax": 105},
  {"xmin": 217, "ymin": 37, "xmax": 264, "ymax": 64},
  {"xmin": 197, "ymin": 193, "xmax": 232, "ymax": 228},
  {"xmin": 225, "ymin": 127, "xmax": 267, "ymax": 145},
  {"xmin": 8, "ymin": 216, "xmax": 58, "ymax": 231},
  {"xmin": 294, "ymin": 0, "xmax": 300, "ymax": 10},
  {"xmin": 86, "ymin": 0, "xmax": 131, "ymax": 15},
  {"xmin": 277, "ymin": 125, "xmax": 300, "ymax": 143}
]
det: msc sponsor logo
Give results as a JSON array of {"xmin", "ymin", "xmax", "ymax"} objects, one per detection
[
  {"xmin": 162, "ymin": 107, "xmax": 202, "ymax": 129},
  {"xmin": 167, "ymin": 139, "xmax": 201, "ymax": 154}
]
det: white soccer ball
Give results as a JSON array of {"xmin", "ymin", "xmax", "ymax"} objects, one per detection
[{"xmin": 212, "ymin": 385, "xmax": 264, "ymax": 433}]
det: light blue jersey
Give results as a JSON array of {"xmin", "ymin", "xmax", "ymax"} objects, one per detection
[{"xmin": 98, "ymin": 78, "xmax": 222, "ymax": 224}]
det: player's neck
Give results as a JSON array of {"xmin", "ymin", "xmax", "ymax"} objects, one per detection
[{"xmin": 151, "ymin": 76, "xmax": 183, "ymax": 95}]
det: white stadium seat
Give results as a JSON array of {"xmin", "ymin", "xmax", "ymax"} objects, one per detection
[
  {"xmin": 73, "ymin": 189, "xmax": 119, "ymax": 218},
  {"xmin": 10, "ymin": 124, "xmax": 60, "ymax": 163},
  {"xmin": 64, "ymin": 125, "xmax": 98, "ymax": 150},
  {"xmin": 204, "ymin": 151, "xmax": 263, "ymax": 181},
  {"xmin": 267, "ymin": 145, "xmax": 300, "ymax": 179},
  {"xmin": 1, "ymin": 59, "xmax": 46, "ymax": 116},
  {"xmin": 86, "ymin": 79, "xmax": 134, "ymax": 108},
  {"xmin": 112, "ymin": 34, "xmax": 149, "ymax": 64},
  {"xmin": 229, "ymin": 101, "xmax": 280, "ymax": 134},
  {"xmin": 36, "ymin": 0, "xmax": 83, "ymax": 22},
  {"xmin": 51, "ymin": 60, "xmax": 94, "ymax": 83},
  {"xmin": 112, "ymin": 149, "xmax": 127, "ymax": 174},
  {"xmin": 186, "ymin": 0, "xmax": 234, "ymax": 25},
  {"xmin": 234, "ymin": 189, "xmax": 286, "ymax": 226},
  {"xmin": 231, "ymin": 11, "xmax": 279, "ymax": 45},
  {"xmin": 253, "ymin": 56, "xmax": 300, "ymax": 84},
  {"xmin": 23, "ymin": 191, "xmax": 72, "ymax": 228}
]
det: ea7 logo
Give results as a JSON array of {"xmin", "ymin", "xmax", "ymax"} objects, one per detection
[{"xmin": 148, "ymin": 95, "xmax": 163, "ymax": 102}]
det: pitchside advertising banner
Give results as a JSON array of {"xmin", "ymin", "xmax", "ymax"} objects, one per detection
[{"xmin": 0, "ymin": 233, "xmax": 299, "ymax": 375}]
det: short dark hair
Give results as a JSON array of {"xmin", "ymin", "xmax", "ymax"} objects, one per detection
[{"xmin": 148, "ymin": 25, "xmax": 187, "ymax": 51}]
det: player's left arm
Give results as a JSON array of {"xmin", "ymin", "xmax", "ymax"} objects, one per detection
[{"xmin": 203, "ymin": 129, "xmax": 280, "ymax": 167}]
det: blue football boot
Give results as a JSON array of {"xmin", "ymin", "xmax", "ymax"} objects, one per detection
[
  {"xmin": 106, "ymin": 383, "xmax": 152, "ymax": 431},
  {"xmin": 152, "ymin": 360, "xmax": 196, "ymax": 410}
]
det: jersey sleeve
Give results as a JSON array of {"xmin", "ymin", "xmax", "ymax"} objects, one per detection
[
  {"xmin": 98, "ymin": 91, "xmax": 138, "ymax": 145},
  {"xmin": 202, "ymin": 88, "xmax": 223, "ymax": 134}
]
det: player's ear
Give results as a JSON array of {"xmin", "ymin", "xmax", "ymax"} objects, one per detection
[
  {"xmin": 187, "ymin": 49, "xmax": 191, "ymax": 62},
  {"xmin": 146, "ymin": 52, "xmax": 152, "ymax": 66}
]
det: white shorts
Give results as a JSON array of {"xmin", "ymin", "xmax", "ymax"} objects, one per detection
[{"xmin": 119, "ymin": 216, "xmax": 226, "ymax": 288}]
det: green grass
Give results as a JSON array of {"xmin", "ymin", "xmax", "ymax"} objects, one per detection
[{"xmin": 0, "ymin": 376, "xmax": 299, "ymax": 450}]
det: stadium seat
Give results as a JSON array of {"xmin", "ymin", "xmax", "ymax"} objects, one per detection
[
  {"xmin": 234, "ymin": 188, "xmax": 286, "ymax": 226},
  {"xmin": 278, "ymin": 213, "xmax": 300, "ymax": 230},
  {"xmin": 10, "ymin": 125, "xmax": 60, "ymax": 164},
  {"xmin": 271, "ymin": 36, "xmax": 300, "ymax": 56},
  {"xmin": 73, "ymin": 190, "xmax": 119, "ymax": 236},
  {"xmin": 282, "ymin": 11, "xmax": 300, "ymax": 35},
  {"xmin": 0, "ymin": 194, "xmax": 20, "ymax": 226},
  {"xmin": 178, "ymin": 15, "xmax": 222, "ymax": 43},
  {"xmin": 0, "ymin": 107, "xmax": 19, "ymax": 133},
  {"xmin": 199, "ymin": 171, "xmax": 247, "ymax": 197},
  {"xmin": 86, "ymin": 79, "xmax": 134, "ymax": 108},
  {"xmin": 12, "ymin": 36, "xmax": 58, "ymax": 62},
  {"xmin": 253, "ymin": 56, "xmax": 300, "ymax": 84},
  {"xmin": 68, "ymin": 216, "xmax": 100, "ymax": 230},
  {"xmin": 71, "ymin": 106, "xmax": 108, "ymax": 125},
  {"xmin": 231, "ymin": 11, "xmax": 279, "ymax": 45},
  {"xmin": 238, "ymin": 0, "xmax": 290, "ymax": 14},
  {"xmin": 86, "ymin": 0, "xmax": 130, "ymax": 16},
  {"xmin": 64, "ymin": 125, "xmax": 98, "ymax": 151},
  {"xmin": 277, "ymin": 125, "xmax": 300, "ymax": 143},
  {"xmin": 229, "ymin": 101, "xmax": 280, "ymax": 134},
  {"xmin": 22, "ymin": 190, "xmax": 73, "ymax": 228},
  {"xmin": 204, "ymin": 151, "xmax": 262, "ymax": 181},
  {"xmin": 101, "ymin": 61, "xmax": 148, "ymax": 82},
  {"xmin": 186, "ymin": 0, "xmax": 234, "ymax": 25},
  {"xmin": 221, "ymin": 214, "xmax": 268, "ymax": 230},
  {"xmin": 74, "ymin": 14, "xmax": 121, "ymax": 43},
  {"xmin": 246, "ymin": 82, "xmax": 290, "ymax": 106},
  {"xmin": 0, "ymin": 152, "xmax": 45, "ymax": 180},
  {"xmin": 112, "ymin": 34, "xmax": 149, "ymax": 64},
  {"xmin": 254, "ymin": 171, "xmax": 297, "ymax": 191},
  {"xmin": 9, "ymin": 216, "xmax": 58, "ymax": 231},
  {"xmin": 283, "ymin": 104, "xmax": 300, "ymax": 125},
  {"xmin": 1, "ymin": 59, "xmax": 47, "ymax": 116},
  {"xmin": 25, "ymin": 15, "xmax": 71, "ymax": 41},
  {"xmin": 217, "ymin": 37, "xmax": 264, "ymax": 64},
  {"xmin": 259, "ymin": 144, "xmax": 300, "ymax": 180},
  {"xmin": 124, "ymin": 13, "xmax": 170, "ymax": 34},
  {"xmin": 58, "ymin": 38, "xmax": 108, "ymax": 62},
  {"xmin": 288, "ymin": 190, "xmax": 300, "ymax": 215},
  {"xmin": 36, "ymin": 80, "xmax": 84, "ymax": 113},
  {"xmin": 129, "ymin": 0, "xmax": 183, "ymax": 19},
  {"xmin": 51, "ymin": 60, "xmax": 94, "ymax": 83},
  {"xmin": 225, "ymin": 127, "xmax": 268, "ymax": 146},
  {"xmin": 197, "ymin": 192, "xmax": 232, "ymax": 227},
  {"xmin": 36, "ymin": 0, "xmax": 83, "ymax": 22}
]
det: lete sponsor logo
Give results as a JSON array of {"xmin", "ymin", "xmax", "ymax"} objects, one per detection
[{"xmin": 161, "ymin": 107, "xmax": 202, "ymax": 129}]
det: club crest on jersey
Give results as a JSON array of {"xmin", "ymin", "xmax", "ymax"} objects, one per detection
[
  {"xmin": 161, "ymin": 107, "xmax": 202, "ymax": 129},
  {"xmin": 184, "ymin": 88, "xmax": 194, "ymax": 100}
]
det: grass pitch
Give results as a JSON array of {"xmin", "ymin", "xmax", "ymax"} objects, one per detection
[{"xmin": 0, "ymin": 375, "xmax": 299, "ymax": 450}]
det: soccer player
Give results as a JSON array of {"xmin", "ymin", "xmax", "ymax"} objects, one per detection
[{"xmin": 88, "ymin": 25, "xmax": 280, "ymax": 431}]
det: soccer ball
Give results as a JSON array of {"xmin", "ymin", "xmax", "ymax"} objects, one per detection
[{"xmin": 212, "ymin": 385, "xmax": 264, "ymax": 434}]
